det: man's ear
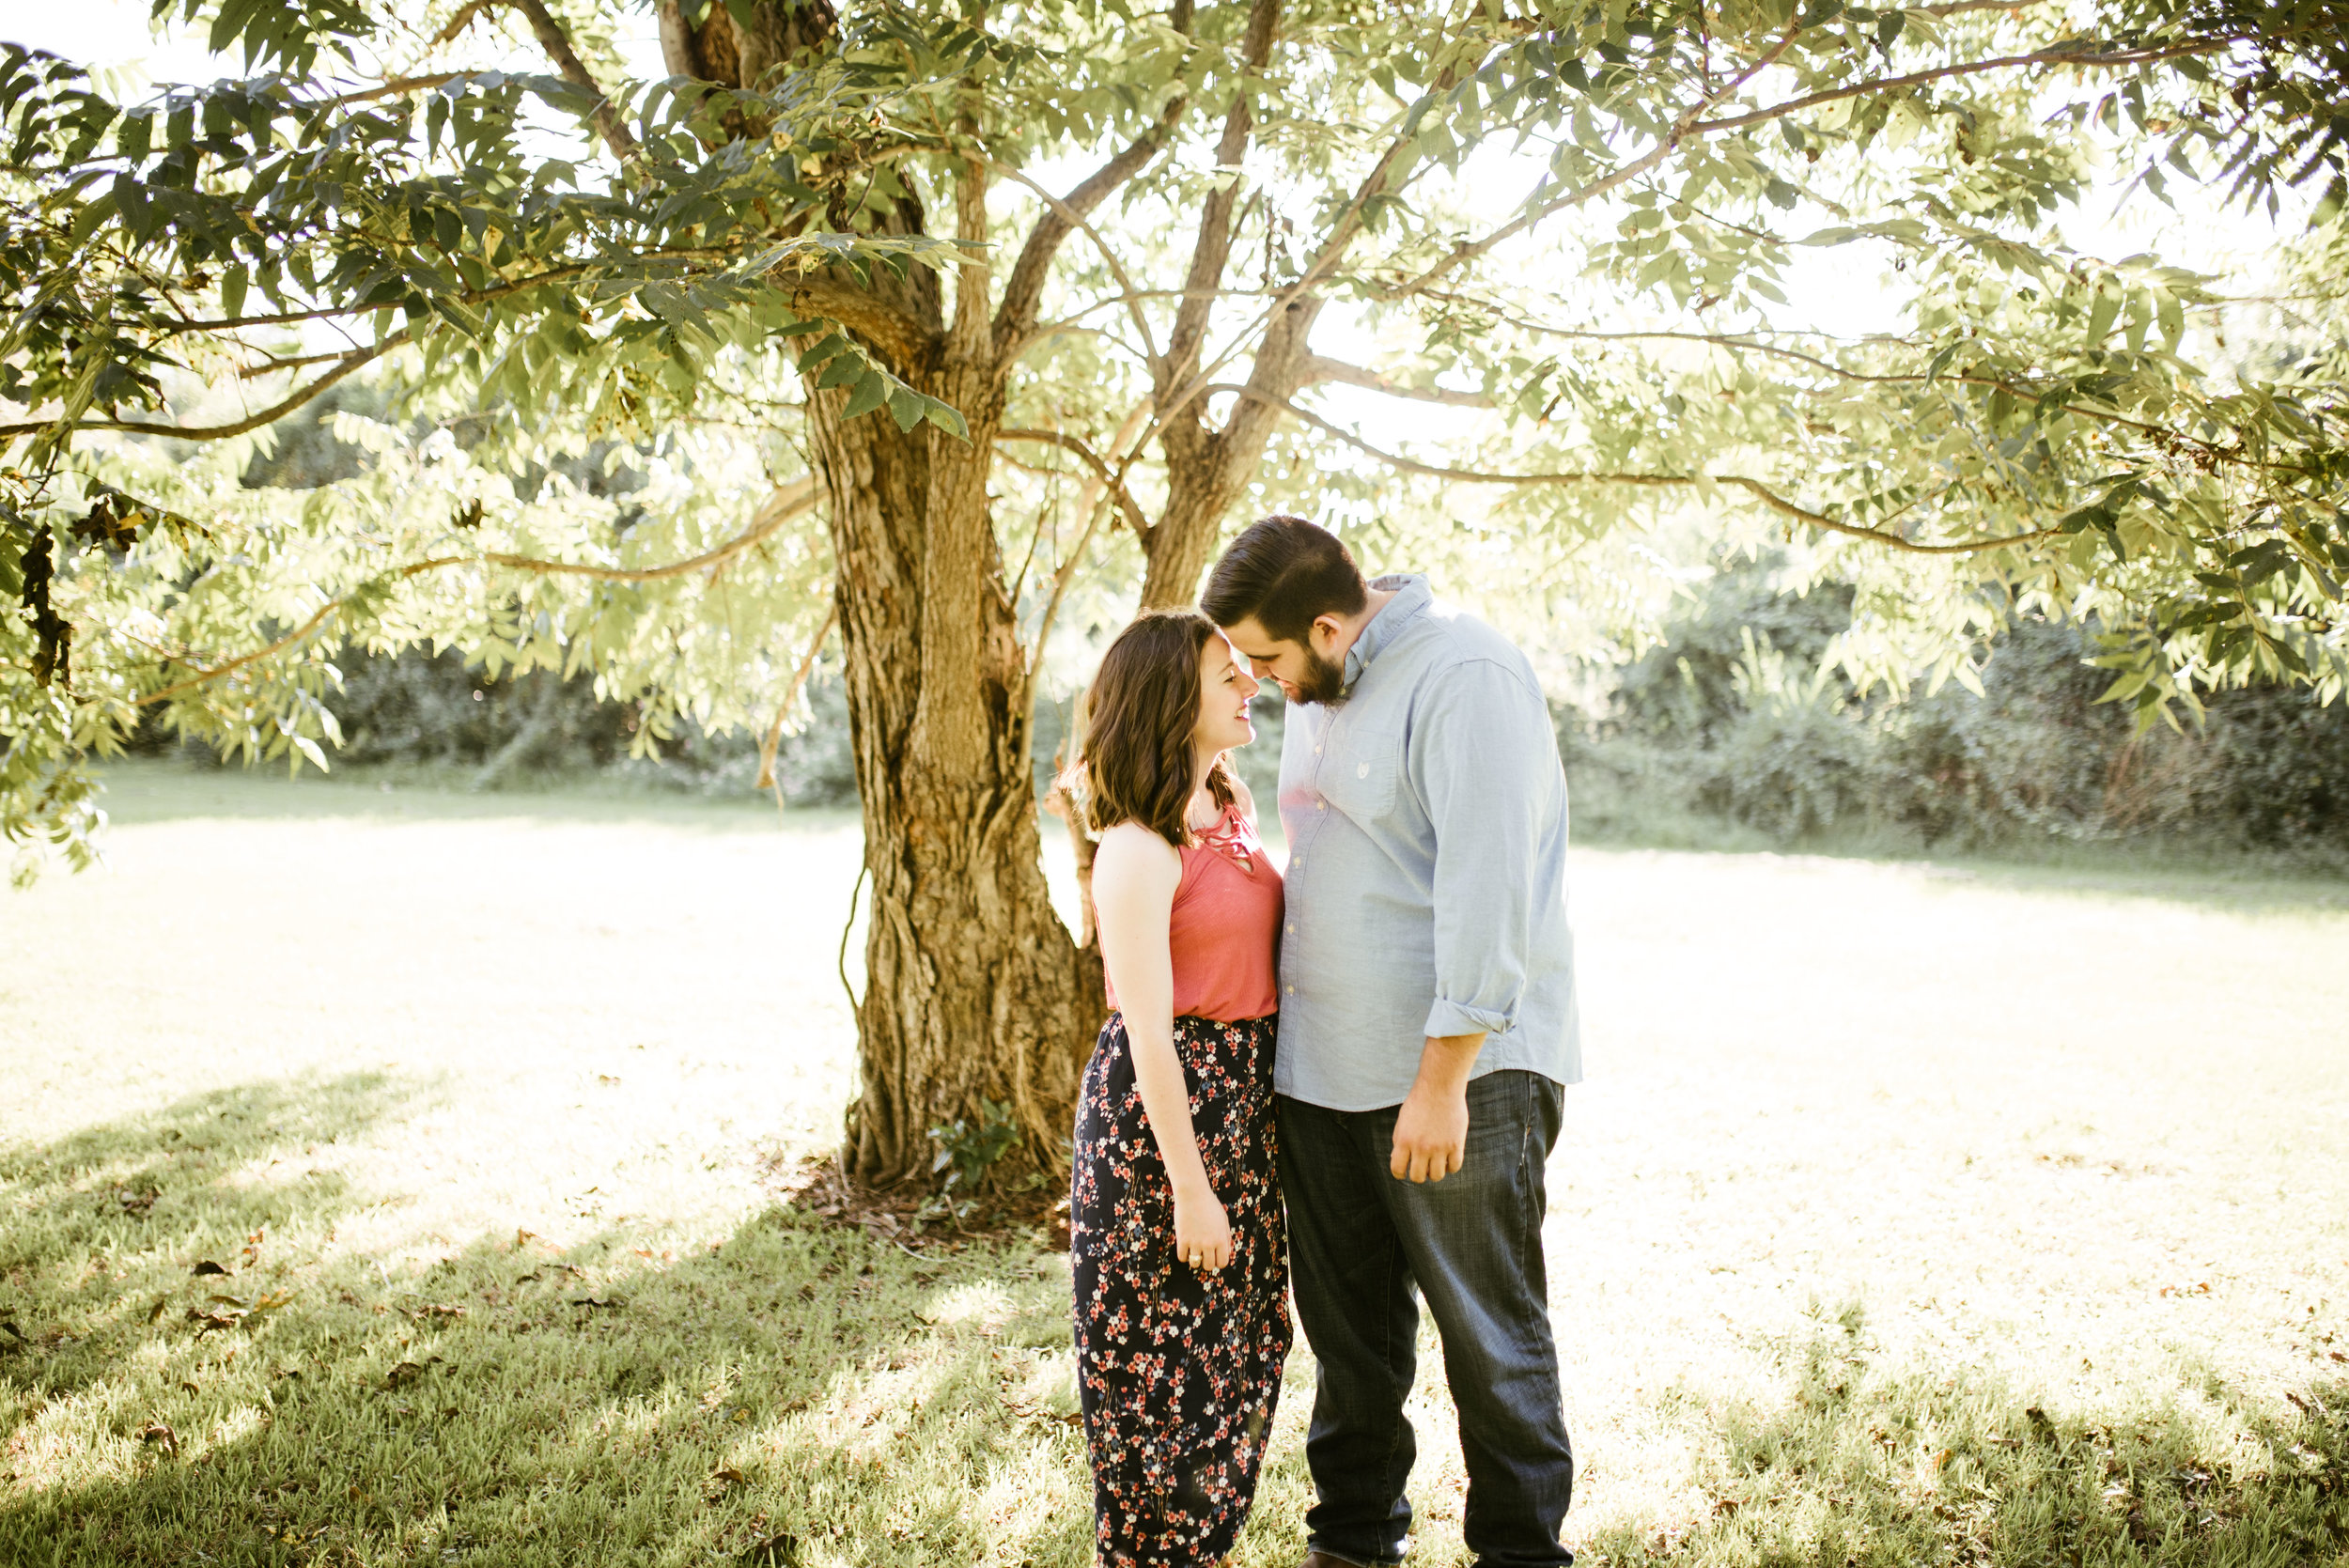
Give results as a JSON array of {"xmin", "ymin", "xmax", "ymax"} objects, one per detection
[{"xmin": 1309, "ymin": 613, "xmax": 1345, "ymax": 653}]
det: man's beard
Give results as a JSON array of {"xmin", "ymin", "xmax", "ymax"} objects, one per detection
[{"xmin": 1293, "ymin": 644, "xmax": 1347, "ymax": 706}]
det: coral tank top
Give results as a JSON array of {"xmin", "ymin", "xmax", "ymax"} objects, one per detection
[{"xmin": 1106, "ymin": 801, "xmax": 1283, "ymax": 1023}]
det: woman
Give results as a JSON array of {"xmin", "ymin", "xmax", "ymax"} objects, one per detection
[{"xmin": 1067, "ymin": 609, "xmax": 1290, "ymax": 1568}]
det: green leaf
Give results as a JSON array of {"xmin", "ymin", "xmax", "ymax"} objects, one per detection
[
  {"xmin": 842, "ymin": 370, "xmax": 890, "ymax": 420},
  {"xmin": 920, "ymin": 396, "xmax": 970, "ymax": 442},
  {"xmin": 2086, "ymin": 288, "xmax": 2120, "ymax": 345},
  {"xmin": 887, "ymin": 389, "xmax": 925, "ymax": 432},
  {"xmin": 798, "ymin": 332, "xmax": 849, "ymax": 371},
  {"xmin": 220, "ymin": 264, "xmax": 247, "ymax": 319}
]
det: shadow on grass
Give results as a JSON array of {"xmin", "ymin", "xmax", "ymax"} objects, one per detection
[
  {"xmin": 1593, "ymin": 1309, "xmax": 2349, "ymax": 1568},
  {"xmin": 0, "ymin": 1086, "xmax": 1104, "ymax": 1567},
  {"xmin": 0, "ymin": 1076, "xmax": 413, "ymax": 1397},
  {"xmin": 10, "ymin": 1095, "xmax": 2343, "ymax": 1568}
]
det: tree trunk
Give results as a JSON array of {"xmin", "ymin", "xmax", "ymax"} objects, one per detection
[
  {"xmin": 812, "ymin": 192, "xmax": 1109, "ymax": 1188},
  {"xmin": 810, "ymin": 376, "xmax": 1103, "ymax": 1188},
  {"xmin": 665, "ymin": 0, "xmax": 1102, "ymax": 1189}
]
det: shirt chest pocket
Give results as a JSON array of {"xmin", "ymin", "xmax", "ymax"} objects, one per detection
[{"xmin": 1315, "ymin": 724, "xmax": 1404, "ymax": 822}]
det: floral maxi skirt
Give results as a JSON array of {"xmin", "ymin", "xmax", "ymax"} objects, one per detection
[{"xmin": 1071, "ymin": 1012, "xmax": 1291, "ymax": 1568}]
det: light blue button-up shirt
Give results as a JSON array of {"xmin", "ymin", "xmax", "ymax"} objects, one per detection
[{"xmin": 1273, "ymin": 574, "xmax": 1580, "ymax": 1111}]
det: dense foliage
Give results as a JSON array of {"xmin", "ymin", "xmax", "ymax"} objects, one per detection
[
  {"xmin": 1570, "ymin": 559, "xmax": 2349, "ymax": 858},
  {"xmin": 0, "ymin": 0, "xmax": 2340, "ymax": 883}
]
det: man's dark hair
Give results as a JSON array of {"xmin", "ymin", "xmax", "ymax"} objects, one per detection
[{"xmin": 1199, "ymin": 515, "xmax": 1368, "ymax": 644}]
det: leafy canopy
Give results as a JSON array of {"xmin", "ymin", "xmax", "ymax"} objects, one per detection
[{"xmin": 0, "ymin": 0, "xmax": 2342, "ymax": 879}]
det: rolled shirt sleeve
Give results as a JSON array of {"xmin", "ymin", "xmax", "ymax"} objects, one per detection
[{"xmin": 1407, "ymin": 658, "xmax": 1561, "ymax": 1043}]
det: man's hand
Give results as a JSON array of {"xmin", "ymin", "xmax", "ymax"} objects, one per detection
[{"xmin": 1390, "ymin": 1032, "xmax": 1486, "ymax": 1183}]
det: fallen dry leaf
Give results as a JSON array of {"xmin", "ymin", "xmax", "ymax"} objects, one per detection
[
  {"xmin": 382, "ymin": 1357, "xmax": 442, "ymax": 1389},
  {"xmin": 138, "ymin": 1422, "xmax": 178, "ymax": 1455}
]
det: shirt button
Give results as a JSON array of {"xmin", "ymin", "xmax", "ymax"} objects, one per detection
[
  {"xmin": 1285, "ymin": 924, "xmax": 1295, "ymax": 934},
  {"xmin": 1315, "ymin": 800, "xmax": 1325, "ymax": 812},
  {"xmin": 1313, "ymin": 744, "xmax": 1322, "ymax": 754},
  {"xmin": 1357, "ymin": 762, "xmax": 1369, "ymax": 778},
  {"xmin": 1284, "ymin": 985, "xmax": 1295, "ymax": 996}
]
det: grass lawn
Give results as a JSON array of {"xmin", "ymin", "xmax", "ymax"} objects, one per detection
[{"xmin": 4, "ymin": 762, "xmax": 2348, "ymax": 1567}]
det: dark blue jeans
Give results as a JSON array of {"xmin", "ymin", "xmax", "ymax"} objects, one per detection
[{"xmin": 1277, "ymin": 1070, "xmax": 1574, "ymax": 1568}]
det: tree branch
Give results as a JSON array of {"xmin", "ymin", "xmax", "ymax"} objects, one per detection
[
  {"xmin": 137, "ymin": 567, "xmax": 448, "ymax": 707},
  {"xmin": 137, "ymin": 481, "xmax": 818, "ymax": 707},
  {"xmin": 1685, "ymin": 37, "xmax": 2241, "ymax": 138},
  {"xmin": 158, "ymin": 249, "xmax": 741, "ymax": 335},
  {"xmin": 502, "ymin": 0, "xmax": 641, "ymax": 165},
  {"xmin": 324, "ymin": 72, "xmax": 470, "ymax": 109},
  {"xmin": 997, "ymin": 428, "xmax": 1150, "ymax": 535},
  {"xmin": 1158, "ymin": 0, "xmax": 1282, "ymax": 403},
  {"xmin": 757, "ymin": 599, "xmax": 838, "ymax": 796},
  {"xmin": 1022, "ymin": 398, "xmax": 1153, "ymax": 715},
  {"xmin": 0, "ymin": 333, "xmax": 408, "ymax": 443},
  {"xmin": 1422, "ymin": 306, "xmax": 2291, "ymax": 472},
  {"xmin": 1218, "ymin": 384, "xmax": 2063, "ymax": 556},
  {"xmin": 1298, "ymin": 354, "xmax": 1491, "ymax": 407},
  {"xmin": 1149, "ymin": 10, "xmax": 1494, "ymax": 439},
  {"xmin": 1375, "ymin": 31, "xmax": 2248, "ymax": 308},
  {"xmin": 1380, "ymin": 20, "xmax": 1804, "ymax": 303},
  {"xmin": 991, "ymin": 90, "xmax": 1188, "ymax": 354},
  {"xmin": 432, "ymin": 0, "xmax": 495, "ymax": 46},
  {"xmin": 234, "ymin": 349, "xmax": 351, "ymax": 380},
  {"xmin": 478, "ymin": 477, "xmax": 817, "ymax": 582}
]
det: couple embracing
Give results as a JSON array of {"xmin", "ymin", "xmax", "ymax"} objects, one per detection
[{"xmin": 1066, "ymin": 516, "xmax": 1582, "ymax": 1568}]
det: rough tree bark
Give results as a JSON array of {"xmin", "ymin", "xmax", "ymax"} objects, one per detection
[{"xmin": 660, "ymin": 0, "xmax": 1103, "ymax": 1186}]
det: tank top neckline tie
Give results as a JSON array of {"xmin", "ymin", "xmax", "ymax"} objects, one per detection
[{"xmin": 1191, "ymin": 800, "xmax": 1261, "ymax": 874}]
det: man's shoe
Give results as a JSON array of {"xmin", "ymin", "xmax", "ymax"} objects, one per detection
[{"xmin": 1299, "ymin": 1555, "xmax": 1373, "ymax": 1568}]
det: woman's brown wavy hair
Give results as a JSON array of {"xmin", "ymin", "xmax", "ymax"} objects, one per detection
[{"xmin": 1071, "ymin": 609, "xmax": 1237, "ymax": 848}]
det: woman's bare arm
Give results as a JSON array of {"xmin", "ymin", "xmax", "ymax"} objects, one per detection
[{"xmin": 1093, "ymin": 823, "xmax": 1231, "ymax": 1269}]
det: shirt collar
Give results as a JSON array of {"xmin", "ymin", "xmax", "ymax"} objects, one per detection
[{"xmin": 1342, "ymin": 574, "xmax": 1432, "ymax": 691}]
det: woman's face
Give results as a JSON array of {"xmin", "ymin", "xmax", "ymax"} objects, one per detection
[{"xmin": 1191, "ymin": 632, "xmax": 1261, "ymax": 756}]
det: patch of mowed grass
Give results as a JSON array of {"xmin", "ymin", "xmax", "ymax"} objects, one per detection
[
  {"xmin": 1593, "ymin": 1307, "xmax": 2349, "ymax": 1568},
  {"xmin": 1588, "ymin": 1305, "xmax": 2349, "ymax": 1559},
  {"xmin": 0, "ymin": 1083, "xmax": 1105, "ymax": 1566}
]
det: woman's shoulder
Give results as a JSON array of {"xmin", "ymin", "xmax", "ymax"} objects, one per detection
[{"xmin": 1095, "ymin": 820, "xmax": 1183, "ymax": 871}]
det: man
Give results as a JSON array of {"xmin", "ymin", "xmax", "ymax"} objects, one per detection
[{"xmin": 1201, "ymin": 515, "xmax": 1579, "ymax": 1568}]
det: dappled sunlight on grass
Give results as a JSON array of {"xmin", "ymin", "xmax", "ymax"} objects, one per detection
[{"xmin": 3, "ymin": 768, "xmax": 2346, "ymax": 1563}]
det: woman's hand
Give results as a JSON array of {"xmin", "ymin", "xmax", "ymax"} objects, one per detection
[{"xmin": 1174, "ymin": 1188, "xmax": 1234, "ymax": 1272}]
